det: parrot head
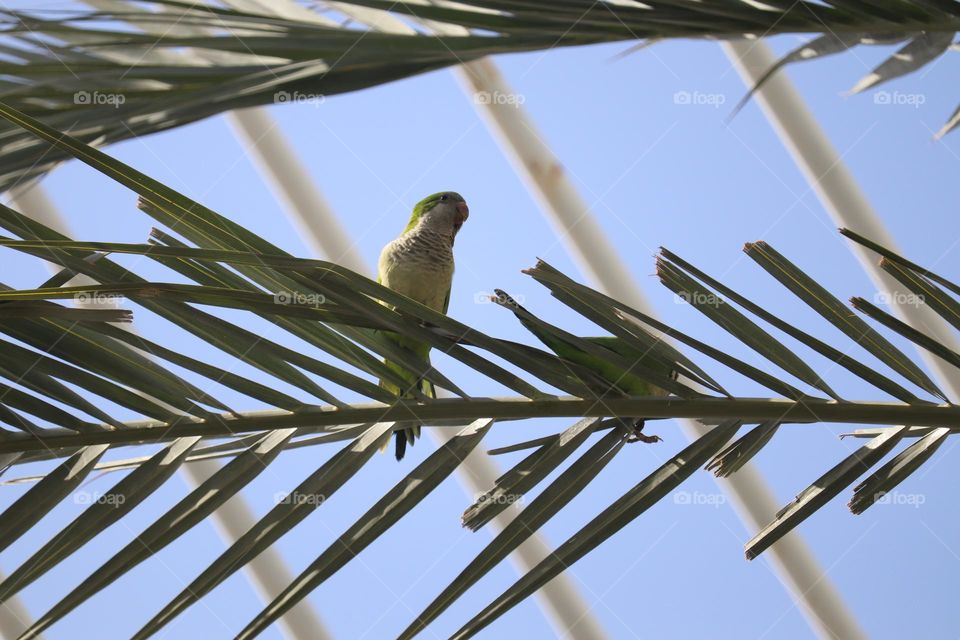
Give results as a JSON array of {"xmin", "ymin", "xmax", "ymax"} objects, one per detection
[{"xmin": 404, "ymin": 191, "xmax": 469, "ymax": 241}]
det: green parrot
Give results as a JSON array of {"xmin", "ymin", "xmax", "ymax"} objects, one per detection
[
  {"xmin": 506, "ymin": 295, "xmax": 677, "ymax": 442},
  {"xmin": 377, "ymin": 191, "xmax": 469, "ymax": 460}
]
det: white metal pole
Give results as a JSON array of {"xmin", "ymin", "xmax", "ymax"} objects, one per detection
[
  {"xmin": 457, "ymin": 56, "xmax": 865, "ymax": 640},
  {"xmin": 226, "ymin": 109, "xmax": 364, "ymax": 274},
  {"xmin": 0, "ymin": 572, "xmax": 42, "ymax": 640},
  {"xmin": 723, "ymin": 38, "xmax": 960, "ymax": 400}
]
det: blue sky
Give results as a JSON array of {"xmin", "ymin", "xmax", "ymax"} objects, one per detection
[{"xmin": 2, "ymin": 15, "xmax": 960, "ymax": 640}]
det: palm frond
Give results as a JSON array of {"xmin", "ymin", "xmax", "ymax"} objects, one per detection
[
  {"xmin": 449, "ymin": 419, "xmax": 743, "ymax": 640},
  {"xmin": 402, "ymin": 423, "xmax": 624, "ymax": 640},
  {"xmin": 234, "ymin": 418, "xmax": 494, "ymax": 640},
  {"xmin": 0, "ymin": 1, "xmax": 958, "ymax": 191},
  {"xmin": 0, "ymin": 103, "xmax": 958, "ymax": 638}
]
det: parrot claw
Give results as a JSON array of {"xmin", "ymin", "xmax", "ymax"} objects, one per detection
[
  {"xmin": 628, "ymin": 432, "xmax": 663, "ymax": 444},
  {"xmin": 626, "ymin": 418, "xmax": 662, "ymax": 444}
]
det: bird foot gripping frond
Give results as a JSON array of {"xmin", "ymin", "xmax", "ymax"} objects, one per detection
[
  {"xmin": 625, "ymin": 418, "xmax": 663, "ymax": 444},
  {"xmin": 628, "ymin": 432, "xmax": 663, "ymax": 444}
]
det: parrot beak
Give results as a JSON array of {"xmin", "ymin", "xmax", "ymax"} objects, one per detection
[{"xmin": 453, "ymin": 201, "xmax": 469, "ymax": 234}]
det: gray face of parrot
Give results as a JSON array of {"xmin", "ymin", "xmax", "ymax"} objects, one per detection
[{"xmin": 419, "ymin": 191, "xmax": 469, "ymax": 243}]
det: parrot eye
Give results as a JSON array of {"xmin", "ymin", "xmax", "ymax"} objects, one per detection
[{"xmin": 439, "ymin": 194, "xmax": 449, "ymax": 201}]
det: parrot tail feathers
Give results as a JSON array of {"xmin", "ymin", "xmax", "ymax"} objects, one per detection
[
  {"xmin": 381, "ymin": 360, "xmax": 433, "ymax": 461},
  {"xmin": 393, "ymin": 375, "xmax": 429, "ymax": 459},
  {"xmin": 394, "ymin": 430, "xmax": 408, "ymax": 461},
  {"xmin": 394, "ymin": 426, "xmax": 419, "ymax": 460}
]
